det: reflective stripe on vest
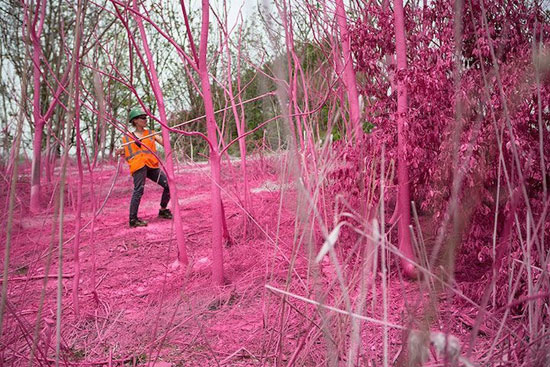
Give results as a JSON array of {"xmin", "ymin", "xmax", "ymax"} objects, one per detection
[
  {"xmin": 122, "ymin": 136, "xmax": 134, "ymax": 161},
  {"xmin": 122, "ymin": 134, "xmax": 155, "ymax": 161}
]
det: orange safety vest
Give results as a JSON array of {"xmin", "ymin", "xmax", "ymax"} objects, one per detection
[{"xmin": 122, "ymin": 129, "xmax": 160, "ymax": 174}]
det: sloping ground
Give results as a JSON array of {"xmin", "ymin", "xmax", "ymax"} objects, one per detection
[{"xmin": 1, "ymin": 156, "xmax": 497, "ymax": 366}]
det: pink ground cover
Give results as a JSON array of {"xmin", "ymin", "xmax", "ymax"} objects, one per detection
[{"xmin": 2, "ymin": 156, "xmax": 501, "ymax": 366}]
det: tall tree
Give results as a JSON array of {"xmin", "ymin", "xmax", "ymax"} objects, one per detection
[
  {"xmin": 29, "ymin": 0, "xmax": 48, "ymax": 212},
  {"xmin": 196, "ymin": 0, "xmax": 226, "ymax": 285},
  {"xmin": 335, "ymin": 0, "xmax": 361, "ymax": 139},
  {"xmin": 393, "ymin": 0, "xmax": 417, "ymax": 279},
  {"xmin": 28, "ymin": 0, "xmax": 69, "ymax": 212}
]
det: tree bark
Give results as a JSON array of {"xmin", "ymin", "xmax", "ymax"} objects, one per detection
[
  {"xmin": 393, "ymin": 0, "xmax": 418, "ymax": 279},
  {"xmin": 335, "ymin": 0, "xmax": 361, "ymax": 139},
  {"xmin": 29, "ymin": 0, "xmax": 46, "ymax": 213},
  {"xmin": 72, "ymin": 47, "xmax": 83, "ymax": 320},
  {"xmin": 199, "ymin": 0, "xmax": 225, "ymax": 285},
  {"xmin": 225, "ymin": 29, "xmax": 252, "ymax": 235}
]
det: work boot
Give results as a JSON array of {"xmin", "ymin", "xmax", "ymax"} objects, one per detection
[
  {"xmin": 129, "ymin": 218, "xmax": 148, "ymax": 228},
  {"xmin": 158, "ymin": 208, "xmax": 173, "ymax": 219}
]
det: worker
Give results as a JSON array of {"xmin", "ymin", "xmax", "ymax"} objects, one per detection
[{"xmin": 117, "ymin": 108, "xmax": 173, "ymax": 227}]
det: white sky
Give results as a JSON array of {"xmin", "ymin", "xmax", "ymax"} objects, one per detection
[{"xmin": 188, "ymin": 0, "xmax": 257, "ymax": 29}]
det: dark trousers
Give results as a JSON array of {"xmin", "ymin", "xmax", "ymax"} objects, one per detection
[{"xmin": 129, "ymin": 166, "xmax": 170, "ymax": 220}]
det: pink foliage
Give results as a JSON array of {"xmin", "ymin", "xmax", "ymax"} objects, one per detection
[{"xmin": 347, "ymin": 0, "xmax": 550, "ymax": 304}]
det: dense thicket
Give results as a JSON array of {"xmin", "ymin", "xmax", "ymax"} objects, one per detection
[{"xmin": 346, "ymin": 0, "xmax": 550, "ymax": 305}]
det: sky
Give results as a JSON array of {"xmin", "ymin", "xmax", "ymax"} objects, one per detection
[{"xmin": 189, "ymin": 0, "xmax": 257, "ymax": 29}]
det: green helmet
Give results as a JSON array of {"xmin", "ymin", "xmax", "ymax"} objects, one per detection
[{"xmin": 128, "ymin": 108, "xmax": 147, "ymax": 123}]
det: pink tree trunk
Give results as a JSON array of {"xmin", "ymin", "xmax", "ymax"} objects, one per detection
[
  {"xmin": 133, "ymin": 3, "xmax": 189, "ymax": 266},
  {"xmin": 29, "ymin": 0, "xmax": 68, "ymax": 212},
  {"xmin": 199, "ymin": 0, "xmax": 225, "ymax": 285},
  {"xmin": 394, "ymin": 0, "xmax": 418, "ymax": 279},
  {"xmin": 225, "ymin": 30, "xmax": 252, "ymax": 234},
  {"xmin": 29, "ymin": 0, "xmax": 46, "ymax": 213},
  {"xmin": 55, "ymin": 1, "xmax": 84, "ymax": 361},
  {"xmin": 72, "ymin": 59, "xmax": 83, "ymax": 319},
  {"xmin": 335, "ymin": 0, "xmax": 361, "ymax": 138}
]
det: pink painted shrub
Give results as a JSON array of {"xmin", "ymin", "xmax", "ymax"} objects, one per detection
[{"xmin": 346, "ymin": 0, "xmax": 550, "ymax": 306}]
